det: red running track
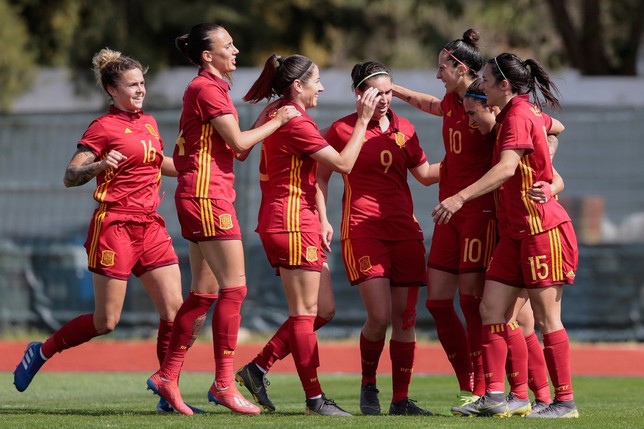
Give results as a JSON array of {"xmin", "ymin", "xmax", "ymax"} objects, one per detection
[{"xmin": 1, "ymin": 341, "xmax": 643, "ymax": 376}]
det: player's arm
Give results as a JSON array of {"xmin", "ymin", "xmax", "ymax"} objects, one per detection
[
  {"xmin": 548, "ymin": 118, "xmax": 565, "ymax": 136},
  {"xmin": 316, "ymin": 164, "xmax": 334, "ymax": 252},
  {"xmin": 211, "ymin": 105, "xmax": 300, "ymax": 154},
  {"xmin": 161, "ymin": 155, "xmax": 178, "ymax": 177},
  {"xmin": 410, "ymin": 161, "xmax": 440, "ymax": 186},
  {"xmin": 392, "ymin": 84, "xmax": 443, "ymax": 116},
  {"xmin": 63, "ymin": 145, "xmax": 126, "ymax": 187},
  {"xmin": 432, "ymin": 149, "xmax": 522, "ymax": 223}
]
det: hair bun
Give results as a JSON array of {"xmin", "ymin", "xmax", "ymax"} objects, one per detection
[{"xmin": 462, "ymin": 28, "xmax": 480, "ymax": 47}]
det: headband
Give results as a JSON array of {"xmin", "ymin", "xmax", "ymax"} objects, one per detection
[
  {"xmin": 354, "ymin": 71, "xmax": 389, "ymax": 89},
  {"xmin": 464, "ymin": 92, "xmax": 487, "ymax": 100},
  {"xmin": 295, "ymin": 59, "xmax": 314, "ymax": 81},
  {"xmin": 443, "ymin": 48, "xmax": 469, "ymax": 70},
  {"xmin": 494, "ymin": 55, "xmax": 509, "ymax": 82}
]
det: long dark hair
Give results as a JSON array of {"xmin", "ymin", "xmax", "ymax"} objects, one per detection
[
  {"xmin": 243, "ymin": 54, "xmax": 314, "ymax": 103},
  {"xmin": 442, "ymin": 29, "xmax": 483, "ymax": 78},
  {"xmin": 488, "ymin": 53, "xmax": 562, "ymax": 111}
]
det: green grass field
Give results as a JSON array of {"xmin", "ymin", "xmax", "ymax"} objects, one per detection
[{"xmin": 1, "ymin": 372, "xmax": 642, "ymax": 428}]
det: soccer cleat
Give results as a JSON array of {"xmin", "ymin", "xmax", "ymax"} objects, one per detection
[
  {"xmin": 235, "ymin": 363, "xmax": 275, "ymax": 412},
  {"xmin": 208, "ymin": 382, "xmax": 261, "ymax": 415},
  {"xmin": 530, "ymin": 399, "xmax": 551, "ymax": 414},
  {"xmin": 359, "ymin": 383, "xmax": 381, "ymax": 415},
  {"xmin": 14, "ymin": 342, "xmax": 47, "ymax": 392},
  {"xmin": 389, "ymin": 397, "xmax": 433, "ymax": 415},
  {"xmin": 156, "ymin": 397, "xmax": 206, "ymax": 414},
  {"xmin": 454, "ymin": 390, "xmax": 480, "ymax": 408},
  {"xmin": 147, "ymin": 373, "xmax": 194, "ymax": 416},
  {"xmin": 526, "ymin": 399, "xmax": 579, "ymax": 418},
  {"xmin": 506, "ymin": 392, "xmax": 531, "ymax": 416},
  {"xmin": 305, "ymin": 395, "xmax": 353, "ymax": 416},
  {"xmin": 451, "ymin": 392, "xmax": 508, "ymax": 417}
]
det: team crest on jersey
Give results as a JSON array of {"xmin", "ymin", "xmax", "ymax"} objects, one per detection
[
  {"xmin": 395, "ymin": 132, "xmax": 407, "ymax": 148},
  {"xmin": 359, "ymin": 256, "xmax": 372, "ymax": 273},
  {"xmin": 219, "ymin": 214, "xmax": 233, "ymax": 230},
  {"xmin": 529, "ymin": 106, "xmax": 542, "ymax": 117},
  {"xmin": 305, "ymin": 246, "xmax": 318, "ymax": 262},
  {"xmin": 100, "ymin": 250, "xmax": 116, "ymax": 267},
  {"xmin": 145, "ymin": 124, "xmax": 159, "ymax": 138}
]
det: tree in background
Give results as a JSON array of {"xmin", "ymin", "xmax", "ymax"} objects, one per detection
[
  {"xmin": 544, "ymin": 0, "xmax": 644, "ymax": 75},
  {"xmin": 0, "ymin": 0, "xmax": 34, "ymax": 112},
  {"xmin": 2, "ymin": 0, "xmax": 643, "ymax": 112}
]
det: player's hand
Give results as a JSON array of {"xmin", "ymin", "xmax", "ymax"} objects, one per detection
[
  {"xmin": 528, "ymin": 181, "xmax": 552, "ymax": 204},
  {"xmin": 320, "ymin": 220, "xmax": 334, "ymax": 252},
  {"xmin": 356, "ymin": 87, "xmax": 380, "ymax": 121},
  {"xmin": 272, "ymin": 105, "xmax": 301, "ymax": 125},
  {"xmin": 432, "ymin": 194, "xmax": 464, "ymax": 224},
  {"xmin": 103, "ymin": 150, "xmax": 127, "ymax": 170}
]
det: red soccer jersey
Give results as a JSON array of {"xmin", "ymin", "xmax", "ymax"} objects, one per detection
[
  {"xmin": 439, "ymin": 92, "xmax": 496, "ymax": 218},
  {"xmin": 256, "ymin": 100, "xmax": 329, "ymax": 234},
  {"xmin": 79, "ymin": 106, "xmax": 164, "ymax": 213},
  {"xmin": 173, "ymin": 69, "xmax": 238, "ymax": 202},
  {"xmin": 494, "ymin": 94, "xmax": 571, "ymax": 239},
  {"xmin": 326, "ymin": 109, "xmax": 426, "ymax": 240}
]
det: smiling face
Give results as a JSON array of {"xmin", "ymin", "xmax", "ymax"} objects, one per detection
[
  {"xmin": 205, "ymin": 27, "xmax": 239, "ymax": 76},
  {"xmin": 107, "ymin": 68, "xmax": 145, "ymax": 112},
  {"xmin": 436, "ymin": 50, "xmax": 464, "ymax": 94},
  {"xmin": 297, "ymin": 64, "xmax": 324, "ymax": 110},
  {"xmin": 481, "ymin": 63, "xmax": 504, "ymax": 108},
  {"xmin": 463, "ymin": 96, "xmax": 497, "ymax": 135}
]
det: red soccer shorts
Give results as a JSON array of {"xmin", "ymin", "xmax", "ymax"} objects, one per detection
[
  {"xmin": 428, "ymin": 214, "xmax": 497, "ymax": 274},
  {"xmin": 341, "ymin": 237, "xmax": 426, "ymax": 287},
  {"xmin": 175, "ymin": 196, "xmax": 242, "ymax": 241},
  {"xmin": 486, "ymin": 222, "xmax": 578, "ymax": 288},
  {"xmin": 85, "ymin": 209, "xmax": 178, "ymax": 280},
  {"xmin": 259, "ymin": 231, "xmax": 324, "ymax": 272}
]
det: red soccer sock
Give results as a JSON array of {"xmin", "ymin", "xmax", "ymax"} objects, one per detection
[
  {"xmin": 254, "ymin": 315, "xmax": 330, "ymax": 372},
  {"xmin": 254, "ymin": 319, "xmax": 291, "ymax": 371},
  {"xmin": 482, "ymin": 323, "xmax": 508, "ymax": 393},
  {"xmin": 543, "ymin": 329, "xmax": 574, "ymax": 401},
  {"xmin": 213, "ymin": 286, "xmax": 247, "ymax": 387},
  {"xmin": 426, "ymin": 299, "xmax": 472, "ymax": 391},
  {"xmin": 160, "ymin": 292, "xmax": 216, "ymax": 380},
  {"xmin": 505, "ymin": 321, "xmax": 529, "ymax": 399},
  {"xmin": 525, "ymin": 331, "xmax": 552, "ymax": 403},
  {"xmin": 460, "ymin": 294, "xmax": 484, "ymax": 395},
  {"xmin": 156, "ymin": 319, "xmax": 173, "ymax": 366},
  {"xmin": 289, "ymin": 315, "xmax": 322, "ymax": 399},
  {"xmin": 360, "ymin": 332, "xmax": 385, "ymax": 386},
  {"xmin": 41, "ymin": 313, "xmax": 99, "ymax": 358},
  {"xmin": 390, "ymin": 339, "xmax": 415, "ymax": 403}
]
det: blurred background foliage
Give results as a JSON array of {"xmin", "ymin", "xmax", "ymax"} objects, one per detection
[{"xmin": 1, "ymin": 0, "xmax": 643, "ymax": 112}]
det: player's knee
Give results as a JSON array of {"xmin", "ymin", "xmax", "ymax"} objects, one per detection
[
  {"xmin": 94, "ymin": 315, "xmax": 120, "ymax": 334},
  {"xmin": 366, "ymin": 314, "xmax": 391, "ymax": 334},
  {"xmin": 318, "ymin": 307, "xmax": 335, "ymax": 322}
]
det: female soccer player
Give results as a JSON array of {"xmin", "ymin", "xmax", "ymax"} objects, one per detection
[
  {"xmin": 318, "ymin": 61, "xmax": 438, "ymax": 416},
  {"xmin": 393, "ymin": 29, "xmax": 494, "ymax": 406},
  {"xmin": 14, "ymin": 48, "xmax": 186, "ymax": 413},
  {"xmin": 241, "ymin": 53, "xmax": 379, "ymax": 416},
  {"xmin": 146, "ymin": 23, "xmax": 299, "ymax": 416},
  {"xmin": 433, "ymin": 53, "xmax": 579, "ymax": 419},
  {"xmin": 455, "ymin": 78, "xmax": 565, "ymax": 416}
]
